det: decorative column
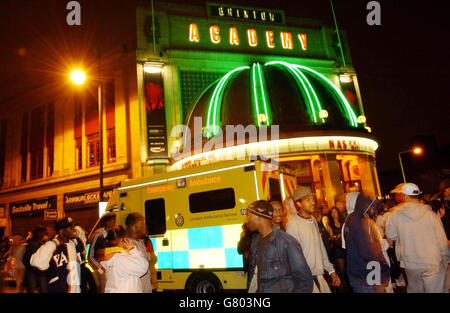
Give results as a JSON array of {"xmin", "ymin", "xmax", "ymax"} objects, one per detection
[{"xmin": 322, "ymin": 154, "xmax": 344, "ymax": 208}]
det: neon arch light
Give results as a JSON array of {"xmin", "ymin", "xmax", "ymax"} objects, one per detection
[{"xmin": 191, "ymin": 61, "xmax": 359, "ymax": 138}]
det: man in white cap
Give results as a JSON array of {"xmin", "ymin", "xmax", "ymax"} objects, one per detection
[
  {"xmin": 286, "ymin": 186, "xmax": 341, "ymax": 293},
  {"xmin": 385, "ymin": 183, "xmax": 449, "ymax": 293}
]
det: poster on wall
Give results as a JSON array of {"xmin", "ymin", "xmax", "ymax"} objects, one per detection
[{"xmin": 144, "ymin": 67, "xmax": 168, "ymax": 159}]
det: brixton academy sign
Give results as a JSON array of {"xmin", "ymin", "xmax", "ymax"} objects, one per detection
[{"xmin": 207, "ymin": 3, "xmax": 285, "ymax": 24}]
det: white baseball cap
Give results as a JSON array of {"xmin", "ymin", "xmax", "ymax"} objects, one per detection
[{"xmin": 391, "ymin": 183, "xmax": 422, "ymax": 196}]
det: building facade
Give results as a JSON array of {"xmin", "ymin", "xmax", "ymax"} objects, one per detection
[{"xmin": 0, "ymin": 1, "xmax": 380, "ymax": 237}]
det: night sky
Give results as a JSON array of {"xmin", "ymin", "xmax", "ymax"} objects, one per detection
[{"xmin": 1, "ymin": 0, "xmax": 449, "ymax": 172}]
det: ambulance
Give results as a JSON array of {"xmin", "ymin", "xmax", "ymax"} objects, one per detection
[{"xmin": 86, "ymin": 159, "xmax": 296, "ymax": 292}]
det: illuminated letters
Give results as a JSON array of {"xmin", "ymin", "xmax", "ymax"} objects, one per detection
[
  {"xmin": 268, "ymin": 12, "xmax": 275, "ymax": 22},
  {"xmin": 281, "ymin": 32, "xmax": 293, "ymax": 49},
  {"xmin": 266, "ymin": 30, "xmax": 275, "ymax": 48},
  {"xmin": 229, "ymin": 27, "xmax": 240, "ymax": 45},
  {"xmin": 247, "ymin": 28, "xmax": 258, "ymax": 47},
  {"xmin": 210, "ymin": 25, "xmax": 220, "ymax": 44},
  {"xmin": 187, "ymin": 23, "xmax": 308, "ymax": 51},
  {"xmin": 298, "ymin": 33, "xmax": 307, "ymax": 50},
  {"xmin": 189, "ymin": 23, "xmax": 199, "ymax": 42},
  {"xmin": 261, "ymin": 12, "xmax": 266, "ymax": 21}
]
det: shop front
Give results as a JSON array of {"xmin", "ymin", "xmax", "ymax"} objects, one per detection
[
  {"xmin": 9, "ymin": 196, "xmax": 57, "ymax": 237},
  {"xmin": 63, "ymin": 187, "xmax": 115, "ymax": 233}
]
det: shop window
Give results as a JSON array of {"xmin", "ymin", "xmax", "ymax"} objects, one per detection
[
  {"xmin": 189, "ymin": 188, "xmax": 236, "ymax": 213},
  {"xmin": 145, "ymin": 198, "xmax": 166, "ymax": 235},
  {"xmin": 107, "ymin": 128, "xmax": 116, "ymax": 163},
  {"xmin": 282, "ymin": 159, "xmax": 327, "ymax": 204},
  {"xmin": 86, "ymin": 134, "xmax": 99, "ymax": 168},
  {"xmin": 339, "ymin": 159, "xmax": 362, "ymax": 193}
]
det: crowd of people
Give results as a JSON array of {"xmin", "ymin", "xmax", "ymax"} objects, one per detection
[
  {"xmin": 0, "ymin": 212, "xmax": 157, "ymax": 293},
  {"xmin": 1, "ymin": 178, "xmax": 449, "ymax": 294},
  {"xmin": 238, "ymin": 178, "xmax": 450, "ymax": 293}
]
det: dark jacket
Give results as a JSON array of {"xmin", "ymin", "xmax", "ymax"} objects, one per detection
[
  {"xmin": 248, "ymin": 226, "xmax": 313, "ymax": 293},
  {"xmin": 344, "ymin": 193, "xmax": 390, "ymax": 287},
  {"xmin": 237, "ymin": 225, "xmax": 258, "ymax": 274}
]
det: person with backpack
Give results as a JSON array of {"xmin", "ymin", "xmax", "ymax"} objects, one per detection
[{"xmin": 30, "ymin": 217, "xmax": 86, "ymax": 293}]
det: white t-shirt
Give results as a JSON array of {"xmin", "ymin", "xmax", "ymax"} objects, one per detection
[{"xmin": 286, "ymin": 214, "xmax": 335, "ymax": 276}]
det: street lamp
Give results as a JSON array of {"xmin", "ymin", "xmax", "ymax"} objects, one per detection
[
  {"xmin": 69, "ymin": 69, "xmax": 106, "ymax": 217},
  {"xmin": 398, "ymin": 147, "xmax": 423, "ymax": 183}
]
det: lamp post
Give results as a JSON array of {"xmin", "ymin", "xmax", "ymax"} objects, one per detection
[
  {"xmin": 70, "ymin": 68, "xmax": 106, "ymax": 217},
  {"xmin": 398, "ymin": 147, "xmax": 423, "ymax": 183}
]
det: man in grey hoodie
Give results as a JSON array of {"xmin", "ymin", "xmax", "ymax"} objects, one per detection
[{"xmin": 385, "ymin": 183, "xmax": 449, "ymax": 293}]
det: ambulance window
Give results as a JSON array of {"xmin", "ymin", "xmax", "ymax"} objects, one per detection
[
  {"xmin": 189, "ymin": 188, "xmax": 236, "ymax": 213},
  {"xmin": 269, "ymin": 178, "xmax": 281, "ymax": 201},
  {"xmin": 145, "ymin": 198, "xmax": 166, "ymax": 235}
]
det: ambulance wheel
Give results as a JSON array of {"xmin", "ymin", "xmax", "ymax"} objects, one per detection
[{"xmin": 186, "ymin": 272, "xmax": 222, "ymax": 293}]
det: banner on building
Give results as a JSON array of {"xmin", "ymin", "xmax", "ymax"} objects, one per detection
[
  {"xmin": 144, "ymin": 66, "xmax": 168, "ymax": 159},
  {"xmin": 64, "ymin": 187, "xmax": 115, "ymax": 211},
  {"xmin": 10, "ymin": 196, "xmax": 57, "ymax": 218}
]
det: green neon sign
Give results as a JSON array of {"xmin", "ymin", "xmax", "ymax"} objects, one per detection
[{"xmin": 202, "ymin": 61, "xmax": 358, "ymax": 139}]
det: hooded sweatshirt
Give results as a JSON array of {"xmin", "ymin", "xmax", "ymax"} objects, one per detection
[
  {"xmin": 385, "ymin": 201, "xmax": 449, "ymax": 269},
  {"xmin": 344, "ymin": 193, "xmax": 390, "ymax": 286},
  {"xmin": 341, "ymin": 192, "xmax": 359, "ymax": 249}
]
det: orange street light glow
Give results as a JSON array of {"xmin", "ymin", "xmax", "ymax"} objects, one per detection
[
  {"xmin": 70, "ymin": 69, "xmax": 86, "ymax": 85},
  {"xmin": 413, "ymin": 147, "xmax": 423, "ymax": 155}
]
